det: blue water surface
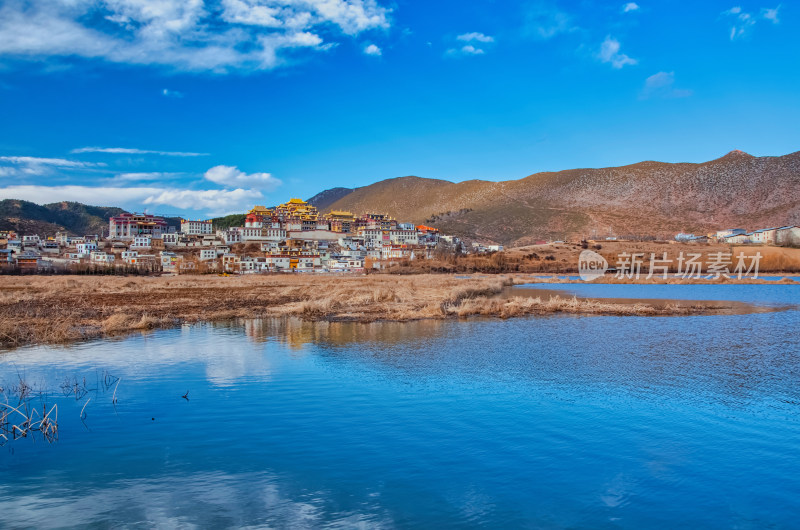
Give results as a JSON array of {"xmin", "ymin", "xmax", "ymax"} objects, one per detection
[
  {"xmin": 1, "ymin": 284, "xmax": 799, "ymax": 528},
  {"xmin": 520, "ymin": 280, "xmax": 800, "ymax": 307}
]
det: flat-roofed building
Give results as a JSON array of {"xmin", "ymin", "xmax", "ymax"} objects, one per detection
[
  {"xmin": 109, "ymin": 213, "xmax": 168, "ymax": 240},
  {"xmin": 181, "ymin": 219, "xmax": 213, "ymax": 235}
]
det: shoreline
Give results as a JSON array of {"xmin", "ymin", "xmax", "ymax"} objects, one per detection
[{"xmin": 1, "ymin": 274, "xmax": 795, "ymax": 350}]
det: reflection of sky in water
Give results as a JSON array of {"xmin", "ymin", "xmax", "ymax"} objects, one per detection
[
  {"xmin": 0, "ymin": 471, "xmax": 393, "ymax": 528},
  {"xmin": 2, "ymin": 286, "xmax": 800, "ymax": 527}
]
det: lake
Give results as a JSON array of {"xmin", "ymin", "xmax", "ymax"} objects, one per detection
[{"xmin": 2, "ymin": 283, "xmax": 799, "ymax": 528}]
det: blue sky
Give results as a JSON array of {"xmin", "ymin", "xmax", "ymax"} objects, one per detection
[{"xmin": 0, "ymin": 0, "xmax": 797, "ymax": 217}]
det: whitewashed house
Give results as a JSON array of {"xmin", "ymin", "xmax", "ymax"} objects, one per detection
[
  {"xmin": 90, "ymin": 251, "xmax": 115, "ymax": 264},
  {"xmin": 160, "ymin": 251, "xmax": 181, "ymax": 270},
  {"xmin": 131, "ymin": 235, "xmax": 152, "ymax": 249},
  {"xmin": 751, "ymin": 228, "xmax": 779, "ymax": 244},
  {"xmin": 77, "ymin": 242, "xmax": 98, "ymax": 254},
  {"xmin": 199, "ymin": 249, "xmax": 217, "ymax": 261},
  {"xmin": 776, "ymin": 226, "xmax": 800, "ymax": 246},
  {"xmin": 715, "ymin": 228, "xmax": 747, "ymax": 240},
  {"xmin": 724, "ymin": 233, "xmax": 752, "ymax": 244}
]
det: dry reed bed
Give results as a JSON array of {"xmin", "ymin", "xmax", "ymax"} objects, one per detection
[
  {"xmin": 0, "ymin": 274, "xmax": 735, "ymax": 348},
  {"xmin": 520, "ymin": 275, "xmax": 799, "ymax": 285}
]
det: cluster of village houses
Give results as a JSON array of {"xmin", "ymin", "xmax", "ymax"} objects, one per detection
[
  {"xmin": 675, "ymin": 226, "xmax": 800, "ymax": 245},
  {"xmin": 2, "ymin": 197, "xmax": 795, "ymax": 274},
  {"xmin": 0, "ymin": 198, "xmax": 500, "ymax": 274}
]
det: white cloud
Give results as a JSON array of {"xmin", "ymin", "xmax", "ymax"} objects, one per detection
[
  {"xmin": 0, "ymin": 156, "xmax": 100, "ymax": 168},
  {"xmin": 363, "ymin": 43, "xmax": 381, "ymax": 56},
  {"xmin": 456, "ymin": 32, "xmax": 494, "ymax": 43},
  {"xmin": 640, "ymin": 71, "xmax": 692, "ymax": 99},
  {"xmin": 524, "ymin": 5, "xmax": 575, "ymax": 40},
  {"xmin": 446, "ymin": 32, "xmax": 494, "ymax": 57},
  {"xmin": 460, "ymin": 45, "xmax": 484, "ymax": 55},
  {"xmin": 622, "ymin": 3, "xmax": 640, "ymax": 13},
  {"xmin": 204, "ymin": 165, "xmax": 282, "ymax": 191},
  {"xmin": 71, "ymin": 147, "xmax": 209, "ymax": 157},
  {"xmin": 112, "ymin": 172, "xmax": 182, "ymax": 182},
  {"xmin": 162, "ymin": 88, "xmax": 183, "ymax": 98},
  {"xmin": 722, "ymin": 5, "xmax": 779, "ymax": 40},
  {"xmin": 597, "ymin": 36, "xmax": 637, "ymax": 68},
  {"xmin": 761, "ymin": 5, "xmax": 780, "ymax": 23},
  {"xmin": 0, "ymin": 185, "xmax": 262, "ymax": 214},
  {"xmin": 220, "ymin": 0, "xmax": 389, "ymax": 35},
  {"xmin": 142, "ymin": 187, "xmax": 260, "ymax": 211},
  {"xmin": 446, "ymin": 45, "xmax": 486, "ymax": 57},
  {"xmin": 0, "ymin": 0, "xmax": 392, "ymax": 73},
  {"xmin": 0, "ymin": 156, "xmax": 105, "ymax": 177}
]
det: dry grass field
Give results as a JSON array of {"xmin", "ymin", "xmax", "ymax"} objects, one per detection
[
  {"xmin": 0, "ymin": 273, "xmax": 753, "ymax": 348},
  {"xmin": 378, "ymin": 242, "xmax": 800, "ymax": 275}
]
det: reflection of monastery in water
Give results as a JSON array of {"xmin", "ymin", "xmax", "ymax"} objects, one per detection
[{"xmin": 243, "ymin": 317, "xmax": 447, "ymax": 350}]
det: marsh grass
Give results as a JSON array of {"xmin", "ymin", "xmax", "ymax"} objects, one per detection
[
  {"xmin": 0, "ymin": 273, "xmax": 744, "ymax": 348},
  {"xmin": 1, "ymin": 379, "xmax": 59, "ymax": 445}
]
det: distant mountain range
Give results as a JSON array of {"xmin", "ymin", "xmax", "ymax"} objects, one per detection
[
  {"xmin": 316, "ymin": 150, "xmax": 800, "ymax": 245},
  {"xmin": 0, "ymin": 200, "xmax": 185, "ymax": 237},
  {"xmin": 2, "ymin": 151, "xmax": 798, "ymax": 246}
]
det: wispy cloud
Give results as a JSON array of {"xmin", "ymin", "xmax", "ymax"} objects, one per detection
[
  {"xmin": 0, "ymin": 156, "xmax": 105, "ymax": 177},
  {"xmin": 71, "ymin": 147, "xmax": 209, "ymax": 157},
  {"xmin": 597, "ymin": 36, "xmax": 637, "ymax": 68},
  {"xmin": 446, "ymin": 32, "xmax": 495, "ymax": 57},
  {"xmin": 524, "ymin": 4, "xmax": 576, "ymax": 40},
  {"xmin": 162, "ymin": 88, "xmax": 183, "ymax": 98},
  {"xmin": 456, "ymin": 32, "xmax": 494, "ymax": 43},
  {"xmin": 640, "ymin": 71, "xmax": 692, "ymax": 99},
  {"xmin": 204, "ymin": 165, "xmax": 282, "ymax": 191},
  {"xmin": 111, "ymin": 172, "xmax": 183, "ymax": 182},
  {"xmin": 761, "ymin": 5, "xmax": 781, "ymax": 23},
  {"xmin": 446, "ymin": 45, "xmax": 485, "ymax": 57},
  {"xmin": 0, "ymin": 185, "xmax": 262, "ymax": 214},
  {"xmin": 723, "ymin": 5, "xmax": 780, "ymax": 40},
  {"xmin": 622, "ymin": 2, "xmax": 640, "ymax": 13},
  {"xmin": 0, "ymin": 156, "xmax": 101, "ymax": 168},
  {"xmin": 0, "ymin": 0, "xmax": 392, "ymax": 73},
  {"xmin": 142, "ymin": 187, "xmax": 260, "ymax": 212},
  {"xmin": 363, "ymin": 44, "xmax": 382, "ymax": 56}
]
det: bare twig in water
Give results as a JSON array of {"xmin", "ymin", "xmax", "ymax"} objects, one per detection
[
  {"xmin": 79, "ymin": 397, "xmax": 91, "ymax": 421},
  {"xmin": 112, "ymin": 379, "xmax": 121, "ymax": 405}
]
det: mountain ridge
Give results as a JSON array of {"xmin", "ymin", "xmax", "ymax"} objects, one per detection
[
  {"xmin": 0, "ymin": 200, "xmax": 127, "ymax": 236},
  {"xmin": 321, "ymin": 150, "xmax": 800, "ymax": 245}
]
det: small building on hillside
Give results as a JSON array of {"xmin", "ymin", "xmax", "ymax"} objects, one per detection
[
  {"xmin": 160, "ymin": 251, "xmax": 181, "ymax": 271},
  {"xmin": 131, "ymin": 235, "xmax": 152, "ymax": 249},
  {"xmin": 715, "ymin": 228, "xmax": 747, "ymax": 240},
  {"xmin": 76, "ymin": 242, "xmax": 98, "ymax": 254},
  {"xmin": 181, "ymin": 219, "xmax": 213, "ymax": 235},
  {"xmin": 751, "ymin": 227, "xmax": 779, "ymax": 244},
  {"xmin": 724, "ymin": 233, "xmax": 752, "ymax": 244},
  {"xmin": 776, "ymin": 226, "xmax": 800, "ymax": 246},
  {"xmin": 90, "ymin": 251, "xmax": 115, "ymax": 264},
  {"xmin": 199, "ymin": 249, "xmax": 217, "ymax": 261},
  {"xmin": 109, "ymin": 213, "xmax": 168, "ymax": 240}
]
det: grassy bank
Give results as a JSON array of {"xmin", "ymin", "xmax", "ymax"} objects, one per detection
[{"xmin": 0, "ymin": 274, "xmax": 756, "ymax": 349}]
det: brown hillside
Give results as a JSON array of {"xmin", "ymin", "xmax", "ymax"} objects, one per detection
[{"xmin": 323, "ymin": 151, "xmax": 800, "ymax": 245}]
